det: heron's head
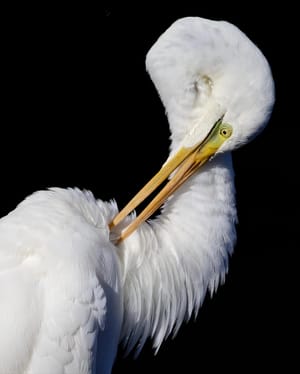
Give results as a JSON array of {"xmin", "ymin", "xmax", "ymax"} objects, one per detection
[
  {"xmin": 146, "ymin": 17, "xmax": 275, "ymax": 154},
  {"xmin": 110, "ymin": 17, "xmax": 275, "ymax": 241}
]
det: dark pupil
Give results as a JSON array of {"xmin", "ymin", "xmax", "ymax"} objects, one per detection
[{"xmin": 222, "ymin": 130, "xmax": 227, "ymax": 135}]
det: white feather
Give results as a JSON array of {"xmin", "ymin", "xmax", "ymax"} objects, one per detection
[
  {"xmin": 0, "ymin": 189, "xmax": 122, "ymax": 374},
  {"xmin": 119, "ymin": 153, "xmax": 237, "ymax": 353},
  {"xmin": 0, "ymin": 16, "xmax": 274, "ymax": 373}
]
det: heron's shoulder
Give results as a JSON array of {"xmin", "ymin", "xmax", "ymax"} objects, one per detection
[
  {"xmin": 6, "ymin": 188, "xmax": 118, "ymax": 230},
  {"xmin": 0, "ymin": 188, "xmax": 121, "ymax": 284}
]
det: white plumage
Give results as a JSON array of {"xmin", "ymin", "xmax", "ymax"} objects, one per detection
[
  {"xmin": 0, "ymin": 189, "xmax": 122, "ymax": 373},
  {"xmin": 0, "ymin": 17, "xmax": 274, "ymax": 374}
]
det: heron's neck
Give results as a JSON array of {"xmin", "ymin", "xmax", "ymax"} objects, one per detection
[{"xmin": 119, "ymin": 152, "xmax": 237, "ymax": 354}]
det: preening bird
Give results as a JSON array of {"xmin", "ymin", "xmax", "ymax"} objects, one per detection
[{"xmin": 0, "ymin": 17, "xmax": 274, "ymax": 374}]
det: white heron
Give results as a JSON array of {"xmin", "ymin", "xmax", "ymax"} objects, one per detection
[{"xmin": 0, "ymin": 17, "xmax": 274, "ymax": 374}]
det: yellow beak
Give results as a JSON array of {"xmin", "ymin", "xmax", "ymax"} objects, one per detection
[{"xmin": 110, "ymin": 118, "xmax": 232, "ymax": 242}]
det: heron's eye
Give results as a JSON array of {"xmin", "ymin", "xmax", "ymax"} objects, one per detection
[{"xmin": 219, "ymin": 124, "xmax": 233, "ymax": 139}]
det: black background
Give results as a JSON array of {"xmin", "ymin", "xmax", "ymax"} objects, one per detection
[{"xmin": 1, "ymin": 3, "xmax": 295, "ymax": 372}]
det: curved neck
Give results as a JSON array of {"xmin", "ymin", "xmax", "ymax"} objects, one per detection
[{"xmin": 119, "ymin": 153, "xmax": 237, "ymax": 355}]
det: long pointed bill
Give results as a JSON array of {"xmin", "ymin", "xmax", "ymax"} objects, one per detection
[{"xmin": 110, "ymin": 118, "xmax": 232, "ymax": 243}]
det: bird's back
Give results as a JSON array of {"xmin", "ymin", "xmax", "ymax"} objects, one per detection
[{"xmin": 0, "ymin": 188, "xmax": 122, "ymax": 374}]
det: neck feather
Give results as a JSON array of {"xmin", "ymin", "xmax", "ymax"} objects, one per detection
[{"xmin": 118, "ymin": 153, "xmax": 237, "ymax": 355}]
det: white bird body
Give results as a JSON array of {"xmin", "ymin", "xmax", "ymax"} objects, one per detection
[
  {"xmin": 0, "ymin": 153, "xmax": 235, "ymax": 373},
  {"xmin": 0, "ymin": 17, "xmax": 274, "ymax": 374},
  {"xmin": 0, "ymin": 188, "xmax": 122, "ymax": 373}
]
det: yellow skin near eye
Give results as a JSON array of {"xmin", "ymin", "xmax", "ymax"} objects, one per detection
[{"xmin": 192, "ymin": 120, "xmax": 233, "ymax": 163}]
